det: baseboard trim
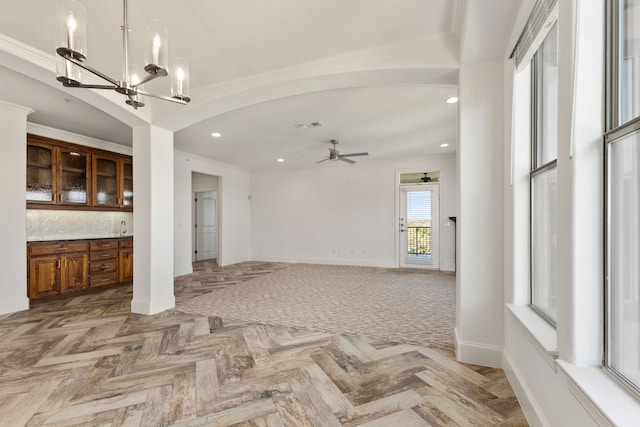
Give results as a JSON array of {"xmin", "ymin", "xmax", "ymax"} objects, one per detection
[
  {"xmin": 454, "ymin": 329, "xmax": 503, "ymax": 368},
  {"xmin": 0, "ymin": 296, "xmax": 30, "ymax": 315},
  {"xmin": 131, "ymin": 295, "xmax": 175, "ymax": 315},
  {"xmin": 252, "ymin": 255, "xmax": 397, "ymax": 268},
  {"xmin": 503, "ymin": 349, "xmax": 550, "ymax": 427}
]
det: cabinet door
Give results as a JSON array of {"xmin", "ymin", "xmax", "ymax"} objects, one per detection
[
  {"xmin": 118, "ymin": 248, "xmax": 133, "ymax": 283},
  {"xmin": 122, "ymin": 160, "xmax": 133, "ymax": 208},
  {"xmin": 28, "ymin": 255, "xmax": 60, "ymax": 298},
  {"xmin": 26, "ymin": 142, "xmax": 56, "ymax": 204},
  {"xmin": 62, "ymin": 252, "xmax": 88, "ymax": 293},
  {"xmin": 93, "ymin": 156, "xmax": 119, "ymax": 207},
  {"xmin": 58, "ymin": 148, "xmax": 91, "ymax": 206}
]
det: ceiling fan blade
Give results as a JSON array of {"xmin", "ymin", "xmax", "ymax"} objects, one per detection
[
  {"xmin": 316, "ymin": 158, "xmax": 330, "ymax": 164},
  {"xmin": 339, "ymin": 157, "xmax": 356, "ymax": 164},
  {"xmin": 339, "ymin": 152, "xmax": 369, "ymax": 157}
]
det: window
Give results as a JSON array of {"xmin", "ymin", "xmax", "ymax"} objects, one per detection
[
  {"xmin": 530, "ymin": 23, "xmax": 559, "ymax": 324},
  {"xmin": 606, "ymin": 0, "xmax": 640, "ymax": 393}
]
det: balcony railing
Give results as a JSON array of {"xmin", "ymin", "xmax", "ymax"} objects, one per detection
[{"xmin": 407, "ymin": 226, "xmax": 431, "ymax": 256}]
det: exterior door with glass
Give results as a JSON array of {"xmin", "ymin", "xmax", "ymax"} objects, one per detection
[{"xmin": 399, "ymin": 184, "xmax": 439, "ymax": 269}]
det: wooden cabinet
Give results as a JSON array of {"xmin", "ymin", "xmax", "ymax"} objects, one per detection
[
  {"xmin": 26, "ymin": 141, "xmax": 56, "ymax": 205},
  {"xmin": 92, "ymin": 155, "xmax": 132, "ymax": 209},
  {"xmin": 58, "ymin": 146, "xmax": 91, "ymax": 206},
  {"xmin": 118, "ymin": 238, "xmax": 134, "ymax": 283},
  {"xmin": 28, "ymin": 238, "xmax": 133, "ymax": 299},
  {"xmin": 28, "ymin": 241, "xmax": 89, "ymax": 299},
  {"xmin": 27, "ymin": 134, "xmax": 132, "ymax": 211},
  {"xmin": 89, "ymin": 239, "xmax": 119, "ymax": 287},
  {"xmin": 122, "ymin": 160, "xmax": 133, "ymax": 208}
]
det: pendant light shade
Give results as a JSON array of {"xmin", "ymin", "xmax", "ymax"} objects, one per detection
[
  {"xmin": 56, "ymin": 0, "xmax": 86, "ymax": 61},
  {"xmin": 144, "ymin": 19, "xmax": 169, "ymax": 75},
  {"xmin": 171, "ymin": 57, "xmax": 190, "ymax": 102}
]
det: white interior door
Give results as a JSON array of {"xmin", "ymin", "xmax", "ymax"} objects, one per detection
[
  {"xmin": 399, "ymin": 184, "xmax": 439, "ymax": 269},
  {"xmin": 195, "ymin": 191, "xmax": 218, "ymax": 261}
]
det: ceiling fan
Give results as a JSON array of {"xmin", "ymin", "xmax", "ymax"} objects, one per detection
[{"xmin": 316, "ymin": 139, "xmax": 369, "ymax": 164}]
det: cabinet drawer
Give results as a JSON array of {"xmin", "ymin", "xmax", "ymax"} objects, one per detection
[
  {"xmin": 119, "ymin": 238, "xmax": 133, "ymax": 249},
  {"xmin": 29, "ymin": 241, "xmax": 88, "ymax": 256},
  {"xmin": 90, "ymin": 240, "xmax": 119, "ymax": 251},
  {"xmin": 90, "ymin": 248, "xmax": 118, "ymax": 261},
  {"xmin": 89, "ymin": 259, "xmax": 118, "ymax": 275},
  {"xmin": 90, "ymin": 272, "xmax": 118, "ymax": 287}
]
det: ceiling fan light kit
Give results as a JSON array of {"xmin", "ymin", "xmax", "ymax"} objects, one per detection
[
  {"xmin": 55, "ymin": 0, "xmax": 190, "ymax": 109},
  {"xmin": 316, "ymin": 139, "xmax": 369, "ymax": 164}
]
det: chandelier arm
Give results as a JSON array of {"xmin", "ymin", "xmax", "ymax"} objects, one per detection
[
  {"xmin": 132, "ymin": 72, "xmax": 163, "ymax": 88},
  {"xmin": 61, "ymin": 53, "xmax": 120, "ymax": 86},
  {"xmin": 69, "ymin": 84, "xmax": 118, "ymax": 90},
  {"xmin": 136, "ymin": 88, "xmax": 188, "ymax": 105}
]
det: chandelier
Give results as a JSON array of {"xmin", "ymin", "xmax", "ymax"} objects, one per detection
[{"xmin": 55, "ymin": 0, "xmax": 190, "ymax": 109}]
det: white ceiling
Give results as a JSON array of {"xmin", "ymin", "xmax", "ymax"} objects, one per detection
[{"xmin": 0, "ymin": 0, "xmax": 522, "ymax": 170}]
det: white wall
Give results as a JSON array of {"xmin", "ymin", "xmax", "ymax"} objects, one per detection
[
  {"xmin": 174, "ymin": 150, "xmax": 251, "ymax": 275},
  {"xmin": 250, "ymin": 155, "xmax": 456, "ymax": 270}
]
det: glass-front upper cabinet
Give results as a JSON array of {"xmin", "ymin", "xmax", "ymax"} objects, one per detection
[
  {"xmin": 93, "ymin": 155, "xmax": 119, "ymax": 207},
  {"xmin": 27, "ymin": 134, "xmax": 132, "ymax": 211},
  {"xmin": 122, "ymin": 160, "xmax": 133, "ymax": 208},
  {"xmin": 26, "ymin": 142, "xmax": 55, "ymax": 203},
  {"xmin": 58, "ymin": 148, "xmax": 91, "ymax": 206}
]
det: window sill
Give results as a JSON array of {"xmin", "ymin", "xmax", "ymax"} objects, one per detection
[
  {"xmin": 507, "ymin": 305, "xmax": 640, "ymax": 426},
  {"xmin": 506, "ymin": 304, "xmax": 558, "ymax": 370},
  {"xmin": 557, "ymin": 361, "xmax": 640, "ymax": 427}
]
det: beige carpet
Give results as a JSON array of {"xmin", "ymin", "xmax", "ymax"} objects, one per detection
[{"xmin": 176, "ymin": 263, "xmax": 455, "ymax": 349}]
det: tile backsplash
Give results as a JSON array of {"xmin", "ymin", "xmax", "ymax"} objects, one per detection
[{"xmin": 26, "ymin": 210, "xmax": 134, "ymax": 241}]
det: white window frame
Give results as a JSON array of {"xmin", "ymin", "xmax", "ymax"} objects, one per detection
[
  {"xmin": 605, "ymin": 0, "xmax": 640, "ymax": 395},
  {"xmin": 530, "ymin": 23, "xmax": 559, "ymax": 325}
]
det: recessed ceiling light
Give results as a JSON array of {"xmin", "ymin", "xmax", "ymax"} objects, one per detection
[
  {"xmin": 277, "ymin": 158, "xmax": 285, "ymax": 163},
  {"xmin": 440, "ymin": 143, "xmax": 449, "ymax": 148},
  {"xmin": 211, "ymin": 132, "xmax": 222, "ymax": 138},
  {"xmin": 446, "ymin": 97, "xmax": 458, "ymax": 104}
]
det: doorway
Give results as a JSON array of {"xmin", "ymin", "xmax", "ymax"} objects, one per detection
[
  {"xmin": 192, "ymin": 172, "xmax": 219, "ymax": 262},
  {"xmin": 399, "ymin": 183, "xmax": 440, "ymax": 269},
  {"xmin": 195, "ymin": 191, "xmax": 218, "ymax": 261}
]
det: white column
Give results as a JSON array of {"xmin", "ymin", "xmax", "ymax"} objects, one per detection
[
  {"xmin": 0, "ymin": 101, "xmax": 33, "ymax": 315},
  {"xmin": 456, "ymin": 60, "xmax": 505, "ymax": 368},
  {"xmin": 131, "ymin": 124, "xmax": 175, "ymax": 314}
]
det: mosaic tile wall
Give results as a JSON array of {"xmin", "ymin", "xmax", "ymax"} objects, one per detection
[{"xmin": 26, "ymin": 210, "xmax": 134, "ymax": 241}]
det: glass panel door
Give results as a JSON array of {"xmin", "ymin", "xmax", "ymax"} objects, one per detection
[
  {"xmin": 93, "ymin": 156, "xmax": 119, "ymax": 207},
  {"xmin": 399, "ymin": 184, "xmax": 439, "ymax": 268},
  {"xmin": 122, "ymin": 160, "xmax": 133, "ymax": 207},
  {"xmin": 59, "ymin": 149, "xmax": 89, "ymax": 205},
  {"xmin": 26, "ymin": 144, "xmax": 55, "ymax": 203}
]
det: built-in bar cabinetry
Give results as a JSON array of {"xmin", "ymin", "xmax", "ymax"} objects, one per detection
[
  {"xmin": 28, "ymin": 237, "xmax": 133, "ymax": 300},
  {"xmin": 27, "ymin": 134, "xmax": 133, "ymax": 211}
]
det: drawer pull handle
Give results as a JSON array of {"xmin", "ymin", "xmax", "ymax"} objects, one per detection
[
  {"xmin": 99, "ymin": 244, "xmax": 110, "ymax": 248},
  {"xmin": 100, "ymin": 254, "xmax": 111, "ymax": 258},
  {"xmin": 57, "ymin": 247, "xmax": 67, "ymax": 251},
  {"xmin": 101, "ymin": 278, "xmax": 111, "ymax": 282}
]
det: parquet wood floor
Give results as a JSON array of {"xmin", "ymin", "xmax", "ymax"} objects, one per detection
[{"xmin": 0, "ymin": 261, "xmax": 528, "ymax": 426}]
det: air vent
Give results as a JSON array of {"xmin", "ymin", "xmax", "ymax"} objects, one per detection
[{"xmin": 295, "ymin": 121, "xmax": 323, "ymax": 129}]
